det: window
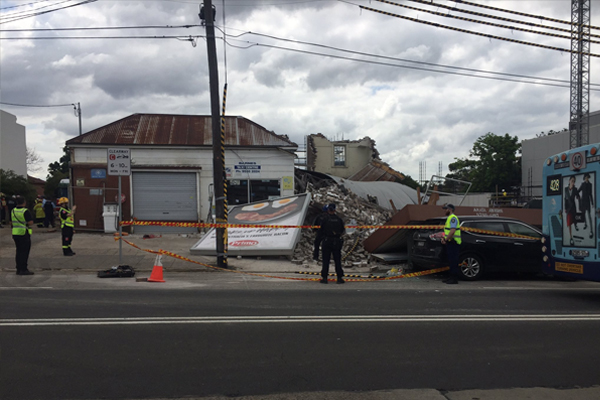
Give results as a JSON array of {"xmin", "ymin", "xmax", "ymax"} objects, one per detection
[
  {"xmin": 464, "ymin": 221, "xmax": 505, "ymax": 234},
  {"xmin": 334, "ymin": 145, "xmax": 346, "ymax": 167},
  {"xmin": 507, "ymin": 223, "xmax": 541, "ymax": 239},
  {"xmin": 227, "ymin": 180, "xmax": 248, "ymax": 205},
  {"xmin": 250, "ymin": 180, "xmax": 280, "ymax": 202}
]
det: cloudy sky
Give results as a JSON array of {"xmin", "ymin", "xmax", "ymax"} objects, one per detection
[{"xmin": 1, "ymin": 0, "xmax": 599, "ymax": 182}]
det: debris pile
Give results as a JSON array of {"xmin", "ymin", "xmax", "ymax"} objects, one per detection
[{"xmin": 292, "ymin": 182, "xmax": 394, "ymax": 266}]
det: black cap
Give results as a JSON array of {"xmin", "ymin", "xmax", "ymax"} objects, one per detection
[
  {"xmin": 327, "ymin": 203, "xmax": 336, "ymax": 211},
  {"xmin": 442, "ymin": 203, "xmax": 455, "ymax": 211}
]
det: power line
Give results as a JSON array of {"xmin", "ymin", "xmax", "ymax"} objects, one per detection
[
  {"xmin": 359, "ymin": 4, "xmax": 600, "ymax": 58},
  {"xmin": 0, "ymin": 101, "xmax": 74, "ymax": 107},
  {"xmin": 381, "ymin": 0, "xmax": 600, "ymax": 39},
  {"xmin": 451, "ymin": 0, "xmax": 600, "ymax": 30},
  {"xmin": 225, "ymin": 28, "xmax": 600, "ymax": 88},
  {"xmin": 0, "ymin": 0, "xmax": 74, "ymax": 19},
  {"xmin": 0, "ymin": 24, "xmax": 203, "ymax": 32},
  {"xmin": 0, "ymin": 0, "xmax": 98, "ymax": 25},
  {"xmin": 224, "ymin": 37, "xmax": 600, "ymax": 91},
  {"xmin": 0, "ymin": 0, "xmax": 52, "ymax": 11},
  {"xmin": 375, "ymin": 0, "xmax": 600, "ymax": 45}
]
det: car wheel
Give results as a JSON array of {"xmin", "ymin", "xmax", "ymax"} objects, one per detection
[{"xmin": 458, "ymin": 253, "xmax": 484, "ymax": 281}]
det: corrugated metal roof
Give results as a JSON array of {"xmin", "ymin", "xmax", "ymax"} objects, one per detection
[
  {"xmin": 348, "ymin": 160, "xmax": 405, "ymax": 182},
  {"xmin": 66, "ymin": 114, "xmax": 297, "ymax": 148}
]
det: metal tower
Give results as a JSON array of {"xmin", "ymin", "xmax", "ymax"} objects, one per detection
[{"xmin": 569, "ymin": 0, "xmax": 591, "ymax": 148}]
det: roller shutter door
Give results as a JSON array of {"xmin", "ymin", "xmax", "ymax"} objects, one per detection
[{"xmin": 132, "ymin": 171, "xmax": 198, "ymax": 234}]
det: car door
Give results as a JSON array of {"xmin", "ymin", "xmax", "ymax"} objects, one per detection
[
  {"xmin": 505, "ymin": 222, "xmax": 543, "ymax": 272},
  {"xmin": 462, "ymin": 221, "xmax": 508, "ymax": 271}
]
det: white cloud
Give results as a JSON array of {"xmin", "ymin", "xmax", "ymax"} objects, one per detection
[{"xmin": 0, "ymin": 0, "xmax": 597, "ymax": 182}]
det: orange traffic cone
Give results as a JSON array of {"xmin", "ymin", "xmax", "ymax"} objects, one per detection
[{"xmin": 148, "ymin": 254, "xmax": 166, "ymax": 282}]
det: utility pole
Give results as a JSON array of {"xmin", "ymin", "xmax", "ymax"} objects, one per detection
[
  {"xmin": 72, "ymin": 102, "xmax": 82, "ymax": 135},
  {"xmin": 202, "ymin": 0, "xmax": 227, "ymax": 268}
]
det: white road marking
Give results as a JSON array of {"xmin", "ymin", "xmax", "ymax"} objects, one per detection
[
  {"xmin": 0, "ymin": 287, "xmax": 53, "ymax": 290},
  {"xmin": 2, "ymin": 314, "xmax": 600, "ymax": 326}
]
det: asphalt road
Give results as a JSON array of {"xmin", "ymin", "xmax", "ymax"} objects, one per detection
[{"xmin": 2, "ymin": 276, "xmax": 600, "ymax": 400}]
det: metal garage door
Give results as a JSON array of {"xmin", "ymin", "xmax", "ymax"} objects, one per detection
[{"xmin": 132, "ymin": 171, "xmax": 198, "ymax": 234}]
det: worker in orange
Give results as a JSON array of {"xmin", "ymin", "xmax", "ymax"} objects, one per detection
[{"xmin": 58, "ymin": 197, "xmax": 77, "ymax": 256}]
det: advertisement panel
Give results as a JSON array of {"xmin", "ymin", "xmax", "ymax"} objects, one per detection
[{"xmin": 190, "ymin": 193, "xmax": 311, "ymax": 256}]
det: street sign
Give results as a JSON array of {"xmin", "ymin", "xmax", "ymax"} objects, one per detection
[{"xmin": 107, "ymin": 148, "xmax": 131, "ymax": 176}]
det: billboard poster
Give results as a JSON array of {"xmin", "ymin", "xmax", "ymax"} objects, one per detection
[
  {"xmin": 190, "ymin": 193, "xmax": 311, "ymax": 256},
  {"xmin": 561, "ymin": 172, "xmax": 596, "ymax": 248}
]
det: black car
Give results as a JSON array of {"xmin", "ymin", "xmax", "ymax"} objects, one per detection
[{"xmin": 410, "ymin": 216, "xmax": 543, "ymax": 280}]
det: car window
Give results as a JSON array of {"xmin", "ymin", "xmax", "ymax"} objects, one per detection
[
  {"xmin": 507, "ymin": 222, "xmax": 541, "ymax": 239},
  {"xmin": 463, "ymin": 221, "xmax": 505, "ymax": 234}
]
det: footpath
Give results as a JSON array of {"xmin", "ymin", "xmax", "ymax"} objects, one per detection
[{"xmin": 0, "ymin": 225, "xmax": 381, "ymax": 277}]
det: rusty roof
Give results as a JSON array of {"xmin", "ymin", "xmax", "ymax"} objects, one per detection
[
  {"xmin": 348, "ymin": 160, "xmax": 405, "ymax": 182},
  {"xmin": 66, "ymin": 114, "xmax": 297, "ymax": 148}
]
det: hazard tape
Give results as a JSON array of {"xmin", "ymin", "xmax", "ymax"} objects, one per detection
[
  {"xmin": 296, "ymin": 271, "xmax": 379, "ymax": 279},
  {"xmin": 118, "ymin": 238, "xmax": 449, "ymax": 282},
  {"xmin": 119, "ymin": 220, "xmax": 540, "ymax": 240}
]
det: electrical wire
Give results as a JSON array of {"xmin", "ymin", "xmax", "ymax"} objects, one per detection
[
  {"xmin": 224, "ymin": 28, "xmax": 600, "ymax": 88},
  {"xmin": 450, "ymin": 0, "xmax": 600, "ymax": 30},
  {"xmin": 0, "ymin": 24, "xmax": 203, "ymax": 32},
  {"xmin": 359, "ymin": 4, "xmax": 600, "ymax": 58},
  {"xmin": 375, "ymin": 0, "xmax": 600, "ymax": 45},
  {"xmin": 0, "ymin": 0, "xmax": 75, "ymax": 19},
  {"xmin": 0, "ymin": 35, "xmax": 205, "ymax": 40},
  {"xmin": 374, "ymin": 0, "xmax": 600, "ymax": 39},
  {"xmin": 0, "ymin": 101, "xmax": 74, "ymax": 107},
  {"xmin": 224, "ymin": 37, "xmax": 600, "ymax": 91},
  {"xmin": 0, "ymin": 0, "xmax": 52, "ymax": 11},
  {"xmin": 0, "ymin": 0, "xmax": 98, "ymax": 25}
]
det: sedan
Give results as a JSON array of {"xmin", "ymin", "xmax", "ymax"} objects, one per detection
[{"xmin": 410, "ymin": 216, "xmax": 543, "ymax": 280}]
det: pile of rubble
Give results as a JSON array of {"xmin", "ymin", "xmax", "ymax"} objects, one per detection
[{"xmin": 292, "ymin": 182, "xmax": 394, "ymax": 267}]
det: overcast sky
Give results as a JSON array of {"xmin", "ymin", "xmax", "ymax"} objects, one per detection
[{"xmin": 1, "ymin": 0, "xmax": 599, "ymax": 182}]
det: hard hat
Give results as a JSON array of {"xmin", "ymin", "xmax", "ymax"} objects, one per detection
[{"xmin": 58, "ymin": 197, "xmax": 69, "ymax": 204}]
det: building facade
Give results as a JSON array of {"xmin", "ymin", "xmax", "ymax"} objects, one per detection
[
  {"xmin": 521, "ymin": 110, "xmax": 600, "ymax": 198},
  {"xmin": 66, "ymin": 114, "xmax": 297, "ymax": 233},
  {"xmin": 0, "ymin": 110, "xmax": 27, "ymax": 177}
]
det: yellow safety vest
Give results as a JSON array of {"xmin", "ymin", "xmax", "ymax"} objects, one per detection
[
  {"xmin": 444, "ymin": 213, "xmax": 461, "ymax": 245},
  {"xmin": 11, "ymin": 207, "xmax": 32, "ymax": 236},
  {"xmin": 60, "ymin": 207, "xmax": 74, "ymax": 228}
]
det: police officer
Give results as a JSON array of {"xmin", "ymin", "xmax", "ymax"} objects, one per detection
[
  {"xmin": 58, "ymin": 197, "xmax": 76, "ymax": 256},
  {"xmin": 10, "ymin": 196, "xmax": 34, "ymax": 275},
  {"xmin": 312, "ymin": 205, "xmax": 329, "ymax": 263},
  {"xmin": 319, "ymin": 203, "xmax": 345, "ymax": 284},
  {"xmin": 440, "ymin": 203, "xmax": 461, "ymax": 284}
]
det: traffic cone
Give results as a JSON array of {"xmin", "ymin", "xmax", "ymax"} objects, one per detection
[{"xmin": 148, "ymin": 254, "xmax": 166, "ymax": 282}]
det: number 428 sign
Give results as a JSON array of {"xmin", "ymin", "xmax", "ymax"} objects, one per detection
[{"xmin": 107, "ymin": 148, "xmax": 131, "ymax": 176}]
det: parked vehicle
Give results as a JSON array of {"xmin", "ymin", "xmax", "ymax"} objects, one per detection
[{"xmin": 410, "ymin": 216, "xmax": 543, "ymax": 280}]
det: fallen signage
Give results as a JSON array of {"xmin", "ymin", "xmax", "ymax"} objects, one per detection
[{"xmin": 190, "ymin": 193, "xmax": 311, "ymax": 256}]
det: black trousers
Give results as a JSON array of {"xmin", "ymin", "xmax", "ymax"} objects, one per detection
[
  {"xmin": 313, "ymin": 232, "xmax": 324, "ymax": 260},
  {"xmin": 62, "ymin": 226, "xmax": 74, "ymax": 254},
  {"xmin": 321, "ymin": 237, "xmax": 343, "ymax": 280},
  {"xmin": 44, "ymin": 212, "xmax": 55, "ymax": 228},
  {"xmin": 13, "ymin": 234, "xmax": 31, "ymax": 273},
  {"xmin": 446, "ymin": 242, "xmax": 460, "ymax": 278}
]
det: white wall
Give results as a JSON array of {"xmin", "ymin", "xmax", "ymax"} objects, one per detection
[
  {"xmin": 72, "ymin": 146, "xmax": 296, "ymax": 220},
  {"xmin": 0, "ymin": 110, "xmax": 27, "ymax": 177}
]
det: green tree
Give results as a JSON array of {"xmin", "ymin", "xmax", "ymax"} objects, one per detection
[
  {"xmin": 0, "ymin": 169, "xmax": 37, "ymax": 205},
  {"xmin": 46, "ymin": 145, "xmax": 70, "ymax": 179},
  {"xmin": 446, "ymin": 133, "xmax": 521, "ymax": 192}
]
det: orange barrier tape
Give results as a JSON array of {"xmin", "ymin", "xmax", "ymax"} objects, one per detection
[
  {"xmin": 119, "ymin": 220, "xmax": 540, "ymax": 240},
  {"xmin": 118, "ymin": 238, "xmax": 449, "ymax": 282}
]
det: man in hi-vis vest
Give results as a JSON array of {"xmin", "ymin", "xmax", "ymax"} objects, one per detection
[
  {"xmin": 58, "ymin": 197, "xmax": 76, "ymax": 256},
  {"xmin": 440, "ymin": 203, "xmax": 461, "ymax": 284},
  {"xmin": 10, "ymin": 196, "xmax": 34, "ymax": 275}
]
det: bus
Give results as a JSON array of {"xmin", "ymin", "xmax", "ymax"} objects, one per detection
[{"xmin": 542, "ymin": 142, "xmax": 599, "ymax": 281}]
